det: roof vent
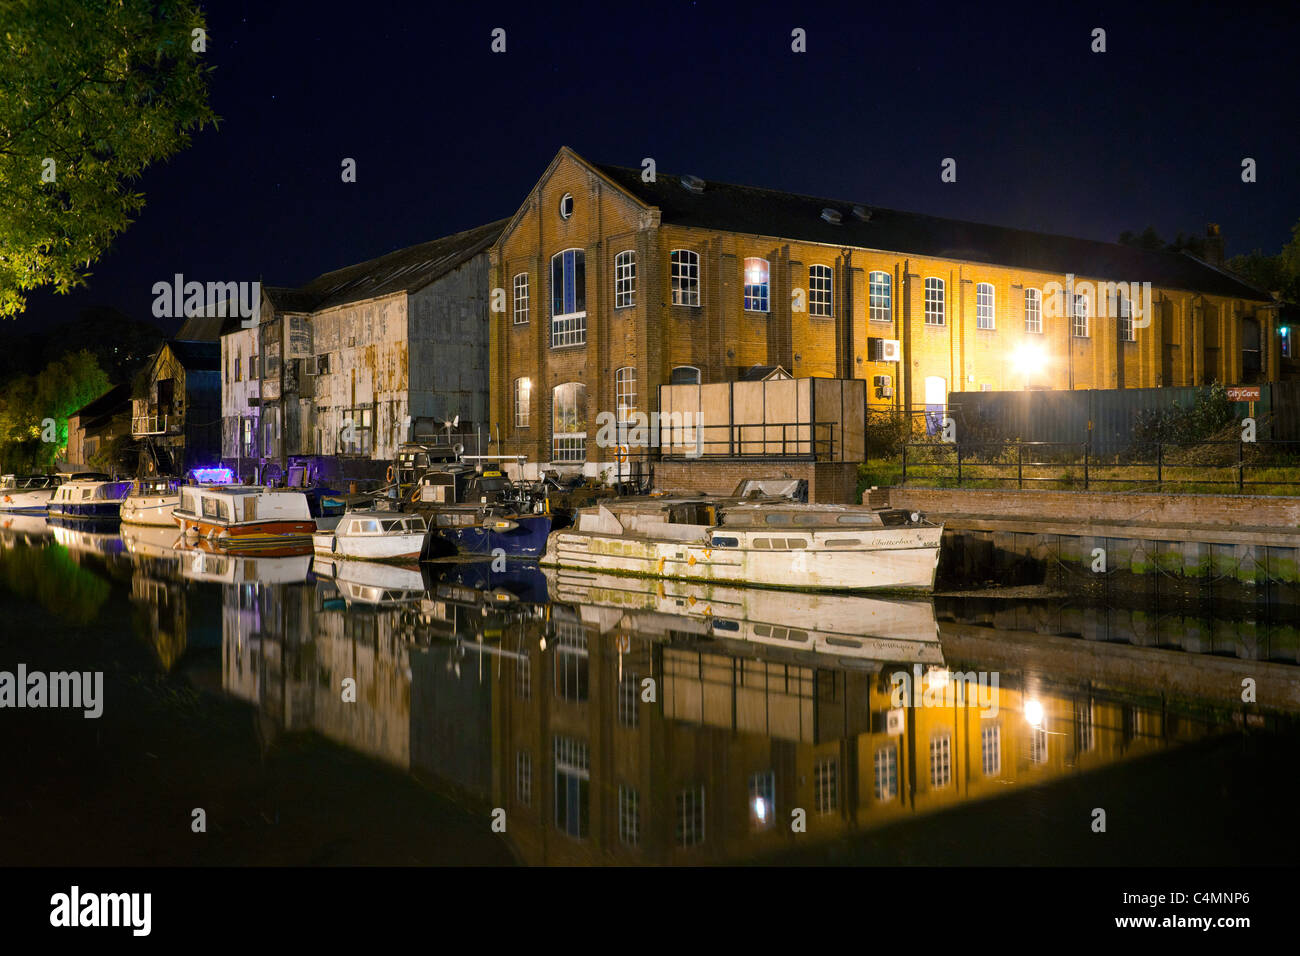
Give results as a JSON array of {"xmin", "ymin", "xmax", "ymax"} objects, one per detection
[
  {"xmin": 852, "ymin": 205, "xmax": 873, "ymax": 221},
  {"xmin": 680, "ymin": 174, "xmax": 705, "ymax": 194},
  {"xmin": 821, "ymin": 208, "xmax": 843, "ymax": 224}
]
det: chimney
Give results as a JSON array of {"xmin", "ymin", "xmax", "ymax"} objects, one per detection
[{"xmin": 1205, "ymin": 223, "xmax": 1225, "ymax": 267}]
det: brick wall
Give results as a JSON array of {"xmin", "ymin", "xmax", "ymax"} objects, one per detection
[{"xmin": 655, "ymin": 460, "xmax": 859, "ymax": 503}]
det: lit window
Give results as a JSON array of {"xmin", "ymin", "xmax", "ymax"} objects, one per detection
[
  {"xmin": 550, "ymin": 249, "xmax": 586, "ymax": 348},
  {"xmin": 1072, "ymin": 293, "xmax": 1089, "ymax": 338},
  {"xmin": 1024, "ymin": 288, "xmax": 1042, "ymax": 333},
  {"xmin": 1118, "ymin": 293, "xmax": 1135, "ymax": 342},
  {"xmin": 671, "ymin": 249, "xmax": 700, "ymax": 306},
  {"xmin": 551, "ymin": 382, "xmax": 586, "ymax": 462},
  {"xmin": 930, "ymin": 734, "xmax": 952, "ymax": 788},
  {"xmin": 869, "ymin": 271, "xmax": 892, "ymax": 322},
  {"xmin": 614, "ymin": 251, "xmax": 636, "ymax": 308},
  {"xmin": 809, "ymin": 264, "xmax": 833, "ymax": 317},
  {"xmin": 514, "ymin": 377, "xmax": 531, "ymax": 429},
  {"xmin": 513, "ymin": 273, "xmax": 529, "ymax": 325},
  {"xmin": 749, "ymin": 771, "xmax": 776, "ymax": 830},
  {"xmin": 925, "ymin": 277, "xmax": 945, "ymax": 325},
  {"xmin": 743, "ymin": 257, "xmax": 770, "ymax": 312},
  {"xmin": 1030, "ymin": 726, "xmax": 1048, "ymax": 764},
  {"xmin": 976, "ymin": 282, "xmax": 995, "ymax": 330},
  {"xmin": 615, "ymin": 367, "xmax": 636, "ymax": 423}
]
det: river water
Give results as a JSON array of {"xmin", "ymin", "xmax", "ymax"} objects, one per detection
[{"xmin": 2, "ymin": 515, "xmax": 1298, "ymax": 866}]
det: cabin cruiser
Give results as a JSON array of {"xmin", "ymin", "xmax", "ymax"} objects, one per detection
[
  {"xmin": 121, "ymin": 477, "xmax": 183, "ymax": 526},
  {"xmin": 313, "ymin": 510, "xmax": 429, "ymax": 562},
  {"xmin": 46, "ymin": 475, "xmax": 130, "ymax": 520},
  {"xmin": 542, "ymin": 489, "xmax": 943, "ymax": 592},
  {"xmin": 179, "ymin": 544, "xmax": 313, "ymax": 585},
  {"xmin": 413, "ymin": 460, "xmax": 563, "ymax": 558},
  {"xmin": 0, "ymin": 474, "xmax": 61, "ymax": 514},
  {"xmin": 173, "ymin": 484, "xmax": 341, "ymax": 548},
  {"xmin": 314, "ymin": 556, "xmax": 431, "ymax": 607}
]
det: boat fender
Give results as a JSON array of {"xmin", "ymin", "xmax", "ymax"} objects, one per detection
[{"xmin": 387, "ymin": 465, "xmax": 396, "ymax": 483}]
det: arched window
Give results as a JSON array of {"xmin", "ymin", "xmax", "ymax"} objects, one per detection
[
  {"xmin": 1024, "ymin": 289, "xmax": 1042, "ymax": 333},
  {"xmin": 976, "ymin": 282, "xmax": 995, "ymax": 330},
  {"xmin": 924, "ymin": 278, "xmax": 945, "ymax": 325},
  {"xmin": 809, "ymin": 264, "xmax": 833, "ymax": 317},
  {"xmin": 869, "ymin": 272, "xmax": 891, "ymax": 323},
  {"xmin": 550, "ymin": 250, "xmax": 586, "ymax": 347},
  {"xmin": 670, "ymin": 250, "xmax": 700, "ymax": 306},
  {"xmin": 670, "ymin": 366, "xmax": 701, "ymax": 385},
  {"xmin": 552, "ymin": 382, "xmax": 587, "ymax": 462},
  {"xmin": 614, "ymin": 251, "xmax": 636, "ymax": 308},
  {"xmin": 743, "ymin": 257, "xmax": 770, "ymax": 312}
]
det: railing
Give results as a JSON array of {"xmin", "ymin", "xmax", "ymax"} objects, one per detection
[
  {"xmin": 131, "ymin": 414, "xmax": 171, "ymax": 436},
  {"xmin": 900, "ymin": 440, "xmax": 1300, "ymax": 492},
  {"xmin": 657, "ymin": 421, "xmax": 838, "ymax": 460}
]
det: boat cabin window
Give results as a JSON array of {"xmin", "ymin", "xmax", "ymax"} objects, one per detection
[
  {"xmin": 824, "ymin": 538, "xmax": 861, "ymax": 547},
  {"xmin": 836, "ymin": 513, "xmax": 882, "ymax": 525},
  {"xmin": 668, "ymin": 502, "xmax": 714, "ymax": 525},
  {"xmin": 359, "ymin": 519, "xmax": 381, "ymax": 534},
  {"xmin": 753, "ymin": 538, "xmax": 771, "ymax": 549},
  {"xmin": 763, "ymin": 513, "xmax": 792, "ymax": 526},
  {"xmin": 181, "ymin": 493, "xmax": 196, "ymax": 513},
  {"xmin": 81, "ymin": 488, "xmax": 92, "ymax": 500},
  {"xmin": 202, "ymin": 497, "xmax": 220, "ymax": 518},
  {"xmin": 710, "ymin": 536, "xmax": 739, "ymax": 548}
]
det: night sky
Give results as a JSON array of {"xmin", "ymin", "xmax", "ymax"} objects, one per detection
[{"xmin": 17, "ymin": 0, "xmax": 1300, "ymax": 334}]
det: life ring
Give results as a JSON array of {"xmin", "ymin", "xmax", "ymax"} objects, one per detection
[
  {"xmin": 616, "ymin": 445, "xmax": 629, "ymax": 464},
  {"xmin": 386, "ymin": 465, "xmax": 396, "ymax": 483}
]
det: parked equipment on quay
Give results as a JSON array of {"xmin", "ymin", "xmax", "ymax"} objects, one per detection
[
  {"xmin": 0, "ymin": 474, "xmax": 62, "ymax": 514},
  {"xmin": 313, "ymin": 510, "xmax": 429, "ymax": 562},
  {"xmin": 541, "ymin": 479, "xmax": 942, "ymax": 592}
]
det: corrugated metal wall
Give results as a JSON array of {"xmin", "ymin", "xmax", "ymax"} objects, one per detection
[{"xmin": 948, "ymin": 386, "xmax": 1275, "ymax": 452}]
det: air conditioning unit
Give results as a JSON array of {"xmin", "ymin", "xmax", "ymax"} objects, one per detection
[
  {"xmin": 881, "ymin": 339, "xmax": 901, "ymax": 362},
  {"xmin": 886, "ymin": 708, "xmax": 905, "ymax": 735},
  {"xmin": 872, "ymin": 374, "xmax": 893, "ymax": 399}
]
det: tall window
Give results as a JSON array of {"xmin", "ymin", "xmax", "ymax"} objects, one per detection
[
  {"xmin": 930, "ymin": 734, "xmax": 952, "ymax": 788},
  {"xmin": 514, "ymin": 377, "xmax": 531, "ymax": 429},
  {"xmin": 869, "ymin": 271, "xmax": 892, "ymax": 323},
  {"xmin": 618, "ymin": 785, "xmax": 639, "ymax": 846},
  {"xmin": 814, "ymin": 758, "xmax": 838, "ymax": 814},
  {"xmin": 618, "ymin": 672, "xmax": 639, "ymax": 727},
  {"xmin": 874, "ymin": 745, "xmax": 898, "ymax": 800},
  {"xmin": 925, "ymin": 277, "xmax": 945, "ymax": 325},
  {"xmin": 981, "ymin": 724, "xmax": 1001, "ymax": 776},
  {"xmin": 1072, "ymin": 293, "xmax": 1089, "ymax": 338},
  {"xmin": 513, "ymin": 272, "xmax": 529, "ymax": 325},
  {"xmin": 516, "ymin": 751, "xmax": 532, "ymax": 805},
  {"xmin": 743, "ymin": 257, "xmax": 770, "ymax": 312},
  {"xmin": 614, "ymin": 250, "xmax": 636, "ymax": 308},
  {"xmin": 676, "ymin": 786, "xmax": 705, "ymax": 847},
  {"xmin": 615, "ymin": 367, "xmax": 636, "ymax": 423},
  {"xmin": 1118, "ymin": 293, "xmax": 1135, "ymax": 342},
  {"xmin": 552, "ymin": 382, "xmax": 587, "ymax": 462},
  {"xmin": 1024, "ymin": 288, "xmax": 1042, "ymax": 333},
  {"xmin": 554, "ymin": 736, "xmax": 589, "ymax": 838},
  {"xmin": 749, "ymin": 771, "xmax": 776, "ymax": 830},
  {"xmin": 552, "ymin": 621, "xmax": 588, "ymax": 699},
  {"xmin": 976, "ymin": 282, "xmax": 995, "ymax": 330},
  {"xmin": 234, "ymin": 353, "xmax": 241, "ymax": 381},
  {"xmin": 809, "ymin": 264, "xmax": 833, "ymax": 317},
  {"xmin": 242, "ymin": 418, "xmax": 254, "ymax": 457},
  {"xmin": 550, "ymin": 249, "xmax": 586, "ymax": 347},
  {"xmin": 1030, "ymin": 726, "xmax": 1049, "ymax": 764},
  {"xmin": 342, "ymin": 406, "xmax": 372, "ymax": 455},
  {"xmin": 671, "ymin": 249, "xmax": 700, "ymax": 306}
]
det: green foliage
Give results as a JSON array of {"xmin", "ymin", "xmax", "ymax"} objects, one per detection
[
  {"xmin": 0, "ymin": 349, "xmax": 108, "ymax": 470},
  {"xmin": 0, "ymin": 0, "xmax": 216, "ymax": 317},
  {"xmin": 1132, "ymin": 382, "xmax": 1236, "ymax": 446},
  {"xmin": 1225, "ymin": 219, "xmax": 1300, "ymax": 302}
]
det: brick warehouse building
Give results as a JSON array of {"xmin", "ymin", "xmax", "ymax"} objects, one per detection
[{"xmin": 488, "ymin": 147, "xmax": 1276, "ymax": 472}]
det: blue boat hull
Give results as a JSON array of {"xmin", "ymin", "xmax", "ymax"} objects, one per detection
[
  {"xmin": 46, "ymin": 501, "xmax": 124, "ymax": 520},
  {"xmin": 433, "ymin": 514, "xmax": 554, "ymax": 558}
]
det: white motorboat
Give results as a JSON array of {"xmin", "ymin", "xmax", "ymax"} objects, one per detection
[
  {"xmin": 47, "ymin": 475, "xmax": 130, "ymax": 520},
  {"xmin": 0, "ymin": 474, "xmax": 60, "ymax": 514},
  {"xmin": 312, "ymin": 510, "xmax": 428, "ymax": 562},
  {"xmin": 120, "ymin": 477, "xmax": 183, "ymax": 526}
]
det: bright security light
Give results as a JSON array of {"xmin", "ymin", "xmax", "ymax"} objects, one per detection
[
  {"xmin": 1025, "ymin": 699, "xmax": 1045, "ymax": 727},
  {"xmin": 1010, "ymin": 342, "xmax": 1047, "ymax": 378}
]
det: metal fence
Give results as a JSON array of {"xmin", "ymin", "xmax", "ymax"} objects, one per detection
[{"xmin": 901, "ymin": 439, "xmax": 1300, "ymax": 492}]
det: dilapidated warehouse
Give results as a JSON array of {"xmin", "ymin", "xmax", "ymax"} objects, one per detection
[{"xmin": 221, "ymin": 219, "xmax": 507, "ymax": 482}]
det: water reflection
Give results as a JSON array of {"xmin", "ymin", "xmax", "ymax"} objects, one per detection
[{"xmin": 3, "ymin": 515, "xmax": 1298, "ymax": 865}]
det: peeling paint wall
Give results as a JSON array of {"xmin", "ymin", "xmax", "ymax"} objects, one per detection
[
  {"xmin": 221, "ymin": 327, "xmax": 261, "ymax": 461},
  {"xmin": 407, "ymin": 256, "xmax": 491, "ymax": 436}
]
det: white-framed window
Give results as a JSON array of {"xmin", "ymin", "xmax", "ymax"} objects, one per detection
[
  {"xmin": 559, "ymin": 192, "xmax": 574, "ymax": 219},
  {"xmin": 550, "ymin": 249, "xmax": 586, "ymax": 348},
  {"xmin": 976, "ymin": 282, "xmax": 995, "ymax": 330},
  {"xmin": 749, "ymin": 771, "xmax": 776, "ymax": 830},
  {"xmin": 814, "ymin": 758, "xmax": 838, "ymax": 814},
  {"xmin": 516, "ymin": 750, "xmax": 532, "ymax": 805},
  {"xmin": 743, "ymin": 257, "xmax": 769, "ymax": 312},
  {"xmin": 1075, "ymin": 701, "xmax": 1095, "ymax": 752},
  {"xmin": 670, "ymin": 365, "xmax": 701, "ymax": 385},
  {"xmin": 1118, "ymin": 293, "xmax": 1135, "ymax": 342},
  {"xmin": 512, "ymin": 272, "xmax": 529, "ymax": 325},
  {"xmin": 615, "ymin": 366, "xmax": 636, "ymax": 423},
  {"xmin": 981, "ymin": 724, "xmax": 1001, "ymax": 776},
  {"xmin": 514, "ymin": 376, "xmax": 531, "ymax": 429},
  {"xmin": 869, "ymin": 271, "xmax": 892, "ymax": 322},
  {"xmin": 515, "ymin": 656, "xmax": 531, "ymax": 699},
  {"xmin": 1072, "ymin": 293, "xmax": 1089, "ymax": 338},
  {"xmin": 554, "ymin": 736, "xmax": 589, "ymax": 838},
  {"xmin": 676, "ymin": 786, "xmax": 705, "ymax": 847},
  {"xmin": 552, "ymin": 382, "xmax": 587, "ymax": 462},
  {"xmin": 618, "ymin": 785, "xmax": 639, "ymax": 846},
  {"xmin": 873, "ymin": 745, "xmax": 898, "ymax": 800},
  {"xmin": 1030, "ymin": 726, "xmax": 1049, "ymax": 764},
  {"xmin": 1024, "ymin": 288, "xmax": 1042, "ymax": 333},
  {"xmin": 242, "ymin": 417, "xmax": 254, "ymax": 457},
  {"xmin": 809, "ymin": 264, "xmax": 833, "ymax": 317},
  {"xmin": 925, "ymin": 277, "xmax": 945, "ymax": 325},
  {"xmin": 552, "ymin": 620, "xmax": 588, "ymax": 699},
  {"xmin": 617, "ymin": 672, "xmax": 639, "ymax": 727},
  {"xmin": 614, "ymin": 250, "xmax": 636, "ymax": 308},
  {"xmin": 671, "ymin": 249, "xmax": 700, "ymax": 306},
  {"xmin": 342, "ymin": 406, "xmax": 372, "ymax": 456},
  {"xmin": 930, "ymin": 734, "xmax": 952, "ymax": 788}
]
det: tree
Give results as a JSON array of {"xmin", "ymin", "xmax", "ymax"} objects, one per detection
[
  {"xmin": 1225, "ymin": 219, "xmax": 1300, "ymax": 303},
  {"xmin": 0, "ymin": 0, "xmax": 216, "ymax": 318},
  {"xmin": 0, "ymin": 349, "xmax": 108, "ymax": 470}
]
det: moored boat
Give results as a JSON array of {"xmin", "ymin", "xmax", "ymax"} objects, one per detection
[
  {"xmin": 47, "ymin": 475, "xmax": 130, "ymax": 520},
  {"xmin": 312, "ymin": 510, "xmax": 428, "ymax": 562},
  {"xmin": 541, "ymin": 495, "xmax": 942, "ymax": 593},
  {"xmin": 0, "ymin": 474, "xmax": 61, "ymax": 514},
  {"xmin": 173, "ymin": 484, "xmax": 336, "ymax": 548},
  {"xmin": 413, "ymin": 461, "xmax": 562, "ymax": 558},
  {"xmin": 120, "ymin": 477, "xmax": 183, "ymax": 526}
]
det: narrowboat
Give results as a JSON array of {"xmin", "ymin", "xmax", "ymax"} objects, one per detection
[
  {"xmin": 0, "ymin": 474, "xmax": 61, "ymax": 514},
  {"xmin": 313, "ymin": 510, "xmax": 428, "ymax": 562},
  {"xmin": 173, "ymin": 485, "xmax": 339, "ymax": 548},
  {"xmin": 46, "ymin": 476, "xmax": 130, "ymax": 520},
  {"xmin": 541, "ymin": 496, "xmax": 943, "ymax": 593}
]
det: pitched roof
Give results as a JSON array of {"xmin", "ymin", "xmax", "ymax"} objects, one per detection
[
  {"xmin": 273, "ymin": 219, "xmax": 509, "ymax": 314},
  {"xmin": 176, "ymin": 312, "xmax": 244, "ymax": 341},
  {"xmin": 69, "ymin": 382, "xmax": 130, "ymax": 421},
  {"xmin": 592, "ymin": 162, "xmax": 1272, "ymax": 302},
  {"xmin": 166, "ymin": 339, "xmax": 220, "ymax": 371}
]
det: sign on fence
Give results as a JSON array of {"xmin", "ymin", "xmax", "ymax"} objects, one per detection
[{"xmin": 1227, "ymin": 386, "xmax": 1261, "ymax": 402}]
